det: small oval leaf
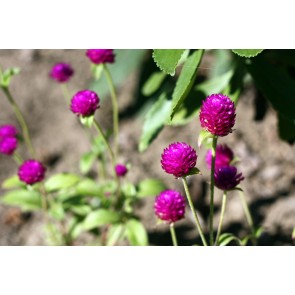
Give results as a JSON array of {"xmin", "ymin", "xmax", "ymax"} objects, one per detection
[{"xmin": 45, "ymin": 173, "xmax": 80, "ymax": 192}]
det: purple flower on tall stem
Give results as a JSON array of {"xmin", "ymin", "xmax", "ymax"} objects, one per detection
[
  {"xmin": 115, "ymin": 164, "xmax": 128, "ymax": 177},
  {"xmin": 214, "ymin": 166, "xmax": 244, "ymax": 191},
  {"xmin": 86, "ymin": 49, "xmax": 115, "ymax": 64},
  {"xmin": 161, "ymin": 142, "xmax": 197, "ymax": 178},
  {"xmin": 0, "ymin": 124, "xmax": 18, "ymax": 139},
  {"xmin": 205, "ymin": 144, "xmax": 234, "ymax": 170},
  {"xmin": 0, "ymin": 137, "xmax": 18, "ymax": 155},
  {"xmin": 50, "ymin": 63, "xmax": 74, "ymax": 83},
  {"xmin": 18, "ymin": 159, "xmax": 46, "ymax": 185},
  {"xmin": 70, "ymin": 90, "xmax": 100, "ymax": 117},
  {"xmin": 199, "ymin": 93, "xmax": 236, "ymax": 137},
  {"xmin": 154, "ymin": 190, "xmax": 186, "ymax": 223}
]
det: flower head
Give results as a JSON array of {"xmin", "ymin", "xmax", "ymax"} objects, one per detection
[
  {"xmin": 154, "ymin": 190, "xmax": 186, "ymax": 223},
  {"xmin": 70, "ymin": 90, "xmax": 100, "ymax": 117},
  {"xmin": 115, "ymin": 164, "xmax": 128, "ymax": 177},
  {"xmin": 161, "ymin": 142, "xmax": 197, "ymax": 178},
  {"xmin": 50, "ymin": 63, "xmax": 74, "ymax": 83},
  {"xmin": 214, "ymin": 166, "xmax": 244, "ymax": 191},
  {"xmin": 205, "ymin": 144, "xmax": 234, "ymax": 170},
  {"xmin": 18, "ymin": 159, "xmax": 46, "ymax": 185},
  {"xmin": 86, "ymin": 49, "xmax": 115, "ymax": 64},
  {"xmin": 0, "ymin": 124, "xmax": 18, "ymax": 139},
  {"xmin": 0, "ymin": 137, "xmax": 18, "ymax": 155},
  {"xmin": 199, "ymin": 93, "xmax": 236, "ymax": 137}
]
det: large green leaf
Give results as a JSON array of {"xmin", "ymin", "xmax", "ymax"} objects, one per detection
[
  {"xmin": 170, "ymin": 50, "xmax": 204, "ymax": 121},
  {"xmin": 142, "ymin": 71, "xmax": 167, "ymax": 96},
  {"xmin": 153, "ymin": 49, "xmax": 185, "ymax": 76},
  {"xmin": 106, "ymin": 224, "xmax": 125, "ymax": 246},
  {"xmin": 75, "ymin": 178, "xmax": 103, "ymax": 196},
  {"xmin": 44, "ymin": 173, "xmax": 80, "ymax": 193},
  {"xmin": 1, "ymin": 189, "xmax": 42, "ymax": 211},
  {"xmin": 136, "ymin": 179, "xmax": 166, "ymax": 198},
  {"xmin": 125, "ymin": 219, "xmax": 148, "ymax": 246},
  {"xmin": 232, "ymin": 49, "xmax": 263, "ymax": 58},
  {"xmin": 83, "ymin": 209, "xmax": 120, "ymax": 231},
  {"xmin": 139, "ymin": 92, "xmax": 171, "ymax": 152},
  {"xmin": 2, "ymin": 175, "xmax": 25, "ymax": 189}
]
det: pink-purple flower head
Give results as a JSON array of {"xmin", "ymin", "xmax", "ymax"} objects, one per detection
[
  {"xmin": 50, "ymin": 63, "xmax": 74, "ymax": 83},
  {"xmin": 18, "ymin": 159, "xmax": 46, "ymax": 185},
  {"xmin": 86, "ymin": 49, "xmax": 115, "ymax": 64},
  {"xmin": 0, "ymin": 124, "xmax": 18, "ymax": 139},
  {"xmin": 70, "ymin": 90, "xmax": 100, "ymax": 117},
  {"xmin": 0, "ymin": 137, "xmax": 18, "ymax": 155},
  {"xmin": 214, "ymin": 166, "xmax": 244, "ymax": 191},
  {"xmin": 161, "ymin": 142, "xmax": 197, "ymax": 178},
  {"xmin": 154, "ymin": 190, "xmax": 186, "ymax": 223},
  {"xmin": 205, "ymin": 144, "xmax": 234, "ymax": 170},
  {"xmin": 199, "ymin": 93, "xmax": 236, "ymax": 137},
  {"xmin": 115, "ymin": 164, "xmax": 128, "ymax": 177}
]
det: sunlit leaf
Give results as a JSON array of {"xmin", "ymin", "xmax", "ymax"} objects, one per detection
[
  {"xmin": 44, "ymin": 173, "xmax": 80, "ymax": 192},
  {"xmin": 125, "ymin": 219, "xmax": 148, "ymax": 246},
  {"xmin": 232, "ymin": 49, "xmax": 263, "ymax": 58}
]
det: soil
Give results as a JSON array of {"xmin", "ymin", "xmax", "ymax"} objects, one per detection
[{"xmin": 0, "ymin": 49, "xmax": 294, "ymax": 246}]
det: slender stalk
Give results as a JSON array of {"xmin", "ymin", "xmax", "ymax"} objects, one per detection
[
  {"xmin": 60, "ymin": 83, "xmax": 71, "ymax": 104},
  {"xmin": 103, "ymin": 64, "xmax": 119, "ymax": 159},
  {"xmin": 182, "ymin": 177, "xmax": 207, "ymax": 246},
  {"xmin": 1, "ymin": 87, "xmax": 35, "ymax": 158},
  {"xmin": 170, "ymin": 223, "xmax": 178, "ymax": 246},
  {"xmin": 209, "ymin": 136, "xmax": 218, "ymax": 245},
  {"xmin": 12, "ymin": 151, "xmax": 23, "ymax": 165},
  {"xmin": 215, "ymin": 191, "xmax": 227, "ymax": 246}
]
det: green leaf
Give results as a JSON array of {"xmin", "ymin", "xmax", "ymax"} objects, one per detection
[
  {"xmin": 91, "ymin": 64, "xmax": 103, "ymax": 80},
  {"xmin": 121, "ymin": 183, "xmax": 137, "ymax": 199},
  {"xmin": 49, "ymin": 202, "xmax": 65, "ymax": 220},
  {"xmin": 80, "ymin": 115, "xmax": 94, "ymax": 128},
  {"xmin": 142, "ymin": 71, "xmax": 167, "ymax": 96},
  {"xmin": 71, "ymin": 205, "xmax": 92, "ymax": 216},
  {"xmin": 198, "ymin": 130, "xmax": 213, "ymax": 147},
  {"xmin": 139, "ymin": 92, "xmax": 172, "ymax": 152},
  {"xmin": 106, "ymin": 224, "xmax": 125, "ymax": 246},
  {"xmin": 183, "ymin": 167, "xmax": 201, "ymax": 177},
  {"xmin": 0, "ymin": 67, "xmax": 21, "ymax": 88},
  {"xmin": 125, "ymin": 219, "xmax": 148, "ymax": 246},
  {"xmin": 79, "ymin": 151, "xmax": 97, "ymax": 174},
  {"xmin": 218, "ymin": 233, "xmax": 241, "ymax": 246},
  {"xmin": 137, "ymin": 178, "xmax": 166, "ymax": 198},
  {"xmin": 2, "ymin": 175, "xmax": 25, "ymax": 189},
  {"xmin": 170, "ymin": 50, "xmax": 204, "ymax": 121},
  {"xmin": 153, "ymin": 49, "xmax": 185, "ymax": 76},
  {"xmin": 232, "ymin": 49, "xmax": 264, "ymax": 58},
  {"xmin": 75, "ymin": 178, "xmax": 103, "ymax": 196},
  {"xmin": 254, "ymin": 226, "xmax": 264, "ymax": 239},
  {"xmin": 45, "ymin": 173, "xmax": 80, "ymax": 193},
  {"xmin": 1, "ymin": 189, "xmax": 42, "ymax": 211},
  {"xmin": 83, "ymin": 209, "xmax": 120, "ymax": 231},
  {"xmin": 278, "ymin": 113, "xmax": 295, "ymax": 142}
]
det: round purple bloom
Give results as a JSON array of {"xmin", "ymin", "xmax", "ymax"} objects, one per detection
[
  {"xmin": 86, "ymin": 49, "xmax": 115, "ymax": 64},
  {"xmin": 70, "ymin": 90, "xmax": 100, "ymax": 117},
  {"xmin": 0, "ymin": 137, "xmax": 18, "ymax": 155},
  {"xmin": 18, "ymin": 159, "xmax": 46, "ymax": 185},
  {"xmin": 115, "ymin": 164, "xmax": 128, "ymax": 177},
  {"xmin": 0, "ymin": 124, "xmax": 18, "ymax": 139},
  {"xmin": 214, "ymin": 166, "xmax": 244, "ymax": 191},
  {"xmin": 205, "ymin": 144, "xmax": 234, "ymax": 170},
  {"xmin": 161, "ymin": 142, "xmax": 197, "ymax": 178},
  {"xmin": 50, "ymin": 63, "xmax": 74, "ymax": 83},
  {"xmin": 199, "ymin": 93, "xmax": 236, "ymax": 137},
  {"xmin": 154, "ymin": 190, "xmax": 186, "ymax": 223}
]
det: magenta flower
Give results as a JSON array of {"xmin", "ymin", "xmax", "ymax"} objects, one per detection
[
  {"xmin": 205, "ymin": 144, "xmax": 234, "ymax": 170},
  {"xmin": 50, "ymin": 63, "xmax": 74, "ymax": 83},
  {"xmin": 115, "ymin": 164, "xmax": 128, "ymax": 177},
  {"xmin": 214, "ymin": 166, "xmax": 244, "ymax": 191},
  {"xmin": 0, "ymin": 137, "xmax": 18, "ymax": 155},
  {"xmin": 70, "ymin": 90, "xmax": 100, "ymax": 117},
  {"xmin": 154, "ymin": 190, "xmax": 186, "ymax": 223},
  {"xmin": 0, "ymin": 124, "xmax": 18, "ymax": 139},
  {"xmin": 199, "ymin": 93, "xmax": 236, "ymax": 137},
  {"xmin": 86, "ymin": 49, "xmax": 115, "ymax": 64},
  {"xmin": 18, "ymin": 159, "xmax": 46, "ymax": 185},
  {"xmin": 161, "ymin": 142, "xmax": 197, "ymax": 178}
]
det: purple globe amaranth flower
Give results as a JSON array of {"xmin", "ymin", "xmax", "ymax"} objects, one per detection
[
  {"xmin": 70, "ymin": 90, "xmax": 100, "ymax": 117},
  {"xmin": 86, "ymin": 49, "xmax": 115, "ymax": 64},
  {"xmin": 50, "ymin": 63, "xmax": 74, "ymax": 83},
  {"xmin": 18, "ymin": 159, "xmax": 46, "ymax": 185},
  {"xmin": 199, "ymin": 93, "xmax": 236, "ymax": 137},
  {"xmin": 0, "ymin": 137, "xmax": 18, "ymax": 155},
  {"xmin": 0, "ymin": 124, "xmax": 18, "ymax": 139},
  {"xmin": 154, "ymin": 190, "xmax": 186, "ymax": 223},
  {"xmin": 214, "ymin": 166, "xmax": 244, "ymax": 191},
  {"xmin": 205, "ymin": 144, "xmax": 234, "ymax": 170},
  {"xmin": 115, "ymin": 164, "xmax": 128, "ymax": 177},
  {"xmin": 161, "ymin": 142, "xmax": 197, "ymax": 178}
]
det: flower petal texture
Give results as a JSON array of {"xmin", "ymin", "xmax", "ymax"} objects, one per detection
[
  {"xmin": 205, "ymin": 144, "xmax": 234, "ymax": 170},
  {"xmin": 86, "ymin": 49, "xmax": 115, "ymax": 64},
  {"xmin": 0, "ymin": 124, "xmax": 18, "ymax": 139},
  {"xmin": 0, "ymin": 137, "xmax": 18, "ymax": 155},
  {"xmin": 18, "ymin": 159, "xmax": 46, "ymax": 185},
  {"xmin": 154, "ymin": 190, "xmax": 185, "ymax": 223},
  {"xmin": 50, "ymin": 63, "xmax": 74, "ymax": 83},
  {"xmin": 214, "ymin": 166, "xmax": 244, "ymax": 191},
  {"xmin": 199, "ymin": 93, "xmax": 236, "ymax": 137},
  {"xmin": 115, "ymin": 164, "xmax": 128, "ymax": 177},
  {"xmin": 161, "ymin": 142, "xmax": 197, "ymax": 177}
]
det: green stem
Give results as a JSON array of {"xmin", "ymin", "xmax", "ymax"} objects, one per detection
[
  {"xmin": 1, "ymin": 87, "xmax": 36, "ymax": 158},
  {"xmin": 182, "ymin": 177, "xmax": 207, "ymax": 246},
  {"xmin": 12, "ymin": 151, "xmax": 23, "ymax": 165},
  {"xmin": 103, "ymin": 64, "xmax": 119, "ymax": 159},
  {"xmin": 60, "ymin": 83, "xmax": 71, "ymax": 104},
  {"xmin": 215, "ymin": 191, "xmax": 227, "ymax": 246},
  {"xmin": 170, "ymin": 223, "xmax": 178, "ymax": 246},
  {"xmin": 209, "ymin": 136, "xmax": 218, "ymax": 245}
]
